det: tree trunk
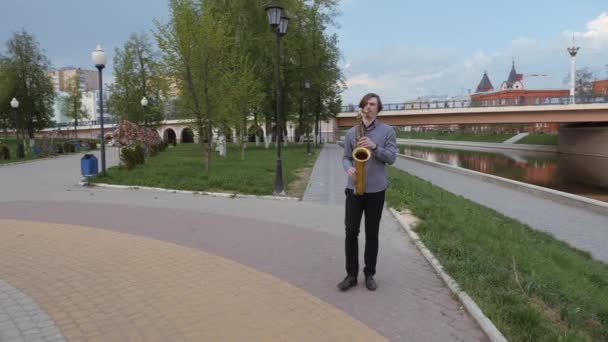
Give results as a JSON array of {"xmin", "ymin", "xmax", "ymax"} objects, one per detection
[{"xmin": 241, "ymin": 110, "xmax": 247, "ymax": 161}]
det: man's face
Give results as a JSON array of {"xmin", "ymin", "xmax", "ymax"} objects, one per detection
[{"xmin": 363, "ymin": 97, "xmax": 379, "ymax": 116}]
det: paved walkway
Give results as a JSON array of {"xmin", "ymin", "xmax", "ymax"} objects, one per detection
[
  {"xmin": 503, "ymin": 132, "xmax": 529, "ymax": 144},
  {"xmin": 0, "ymin": 146, "xmax": 487, "ymax": 341}
]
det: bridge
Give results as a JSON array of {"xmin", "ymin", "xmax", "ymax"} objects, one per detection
[{"xmin": 337, "ymin": 97, "xmax": 608, "ymax": 158}]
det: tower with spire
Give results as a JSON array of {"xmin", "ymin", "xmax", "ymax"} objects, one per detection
[
  {"xmin": 501, "ymin": 59, "xmax": 524, "ymax": 90},
  {"xmin": 475, "ymin": 71, "xmax": 494, "ymax": 93}
]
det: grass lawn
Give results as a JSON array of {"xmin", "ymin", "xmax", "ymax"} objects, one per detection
[
  {"xmin": 396, "ymin": 131, "xmax": 516, "ymax": 143},
  {"xmin": 91, "ymin": 143, "xmax": 320, "ymax": 197},
  {"xmin": 1, "ymin": 138, "xmax": 35, "ymax": 164},
  {"xmin": 516, "ymin": 133, "xmax": 559, "ymax": 146},
  {"xmin": 386, "ymin": 166, "xmax": 608, "ymax": 341}
]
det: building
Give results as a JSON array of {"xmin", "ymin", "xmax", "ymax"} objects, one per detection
[
  {"xmin": 593, "ymin": 79, "xmax": 608, "ymax": 95},
  {"xmin": 470, "ymin": 61, "xmax": 569, "ymax": 133},
  {"xmin": 47, "ymin": 67, "xmax": 99, "ymax": 93},
  {"xmin": 471, "ymin": 62, "xmax": 569, "ymax": 107},
  {"xmin": 48, "ymin": 67, "xmax": 109, "ymax": 125}
]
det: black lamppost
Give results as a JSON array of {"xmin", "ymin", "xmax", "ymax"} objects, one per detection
[
  {"xmin": 304, "ymin": 79, "xmax": 311, "ymax": 154},
  {"xmin": 265, "ymin": 0, "xmax": 290, "ymax": 195},
  {"xmin": 10, "ymin": 97, "xmax": 23, "ymax": 159},
  {"xmin": 92, "ymin": 44, "xmax": 107, "ymax": 174},
  {"xmin": 141, "ymin": 96, "xmax": 148, "ymax": 127}
]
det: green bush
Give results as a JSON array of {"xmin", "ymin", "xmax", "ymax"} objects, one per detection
[
  {"xmin": 148, "ymin": 143, "xmax": 159, "ymax": 157},
  {"xmin": 88, "ymin": 141, "xmax": 97, "ymax": 150},
  {"xmin": 0, "ymin": 145, "xmax": 10, "ymax": 160},
  {"xmin": 53, "ymin": 144, "xmax": 64, "ymax": 154},
  {"xmin": 120, "ymin": 144, "xmax": 145, "ymax": 169},
  {"xmin": 63, "ymin": 142, "xmax": 75, "ymax": 153}
]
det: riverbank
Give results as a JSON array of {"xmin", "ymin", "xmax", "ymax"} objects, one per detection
[
  {"xmin": 397, "ymin": 138, "xmax": 558, "ymax": 153},
  {"xmin": 395, "ymin": 131, "xmax": 558, "ymax": 145}
]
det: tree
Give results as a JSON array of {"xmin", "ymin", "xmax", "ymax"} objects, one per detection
[
  {"xmin": 0, "ymin": 55, "xmax": 18, "ymax": 137},
  {"xmin": 108, "ymin": 32, "xmax": 167, "ymax": 127},
  {"xmin": 156, "ymin": 0, "xmax": 231, "ymax": 171},
  {"xmin": 564, "ymin": 67, "xmax": 596, "ymax": 98},
  {"xmin": 64, "ymin": 75, "xmax": 87, "ymax": 138},
  {"xmin": 3, "ymin": 30, "xmax": 54, "ymax": 140}
]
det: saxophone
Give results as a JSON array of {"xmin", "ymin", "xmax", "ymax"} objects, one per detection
[{"xmin": 352, "ymin": 110, "xmax": 371, "ymax": 195}]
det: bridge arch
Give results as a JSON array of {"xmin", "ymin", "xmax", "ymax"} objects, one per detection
[
  {"xmin": 180, "ymin": 127, "xmax": 195, "ymax": 143},
  {"xmin": 163, "ymin": 128, "xmax": 177, "ymax": 145}
]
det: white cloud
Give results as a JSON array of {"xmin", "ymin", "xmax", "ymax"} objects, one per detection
[
  {"xmin": 563, "ymin": 12, "xmax": 608, "ymax": 48},
  {"xmin": 344, "ymin": 62, "xmax": 351, "ymax": 70},
  {"xmin": 464, "ymin": 51, "xmax": 493, "ymax": 69},
  {"xmin": 340, "ymin": 13, "xmax": 608, "ymax": 105},
  {"xmin": 345, "ymin": 73, "xmax": 385, "ymax": 89}
]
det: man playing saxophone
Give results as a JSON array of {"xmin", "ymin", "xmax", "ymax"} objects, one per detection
[{"xmin": 338, "ymin": 93, "xmax": 397, "ymax": 292}]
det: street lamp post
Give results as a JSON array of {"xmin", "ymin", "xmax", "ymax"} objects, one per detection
[
  {"xmin": 141, "ymin": 96, "xmax": 148, "ymax": 127},
  {"xmin": 92, "ymin": 44, "xmax": 107, "ymax": 174},
  {"xmin": 567, "ymin": 38, "xmax": 580, "ymax": 105},
  {"xmin": 10, "ymin": 97, "xmax": 23, "ymax": 159},
  {"xmin": 266, "ymin": 0, "xmax": 290, "ymax": 195},
  {"xmin": 304, "ymin": 80, "xmax": 311, "ymax": 154}
]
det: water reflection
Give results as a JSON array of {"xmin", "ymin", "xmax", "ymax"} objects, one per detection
[{"xmin": 400, "ymin": 144, "xmax": 608, "ymax": 202}]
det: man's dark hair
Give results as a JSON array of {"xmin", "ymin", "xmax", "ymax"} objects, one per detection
[{"xmin": 359, "ymin": 93, "xmax": 383, "ymax": 112}]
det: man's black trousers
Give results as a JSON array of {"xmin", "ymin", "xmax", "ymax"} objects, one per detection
[{"xmin": 344, "ymin": 188, "xmax": 386, "ymax": 277}]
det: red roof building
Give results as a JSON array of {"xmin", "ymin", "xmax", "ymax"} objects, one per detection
[{"xmin": 471, "ymin": 61, "xmax": 569, "ymax": 106}]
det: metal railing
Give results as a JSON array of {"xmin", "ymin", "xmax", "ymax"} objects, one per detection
[
  {"xmin": 52, "ymin": 118, "xmax": 119, "ymax": 128},
  {"xmin": 340, "ymin": 95, "xmax": 608, "ymax": 113}
]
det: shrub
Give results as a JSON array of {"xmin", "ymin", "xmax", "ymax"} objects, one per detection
[
  {"xmin": 63, "ymin": 142, "xmax": 76, "ymax": 153},
  {"xmin": 0, "ymin": 145, "xmax": 10, "ymax": 160},
  {"xmin": 53, "ymin": 144, "xmax": 64, "ymax": 154},
  {"xmin": 148, "ymin": 143, "xmax": 159, "ymax": 157},
  {"xmin": 120, "ymin": 143, "xmax": 145, "ymax": 169}
]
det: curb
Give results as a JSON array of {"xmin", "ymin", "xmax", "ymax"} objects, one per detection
[
  {"xmin": 388, "ymin": 208, "xmax": 508, "ymax": 342},
  {"xmin": 80, "ymin": 181, "xmax": 302, "ymax": 202},
  {"xmin": 1, "ymin": 155, "xmax": 63, "ymax": 167},
  {"xmin": 396, "ymin": 153, "xmax": 608, "ymax": 216}
]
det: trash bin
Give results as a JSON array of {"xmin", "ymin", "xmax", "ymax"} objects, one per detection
[{"xmin": 81, "ymin": 154, "xmax": 98, "ymax": 176}]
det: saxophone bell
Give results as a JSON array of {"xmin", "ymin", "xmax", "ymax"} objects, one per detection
[{"xmin": 352, "ymin": 110, "xmax": 371, "ymax": 196}]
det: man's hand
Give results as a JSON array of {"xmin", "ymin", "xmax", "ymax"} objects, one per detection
[
  {"xmin": 346, "ymin": 167, "xmax": 357, "ymax": 180},
  {"xmin": 357, "ymin": 137, "xmax": 376, "ymax": 150}
]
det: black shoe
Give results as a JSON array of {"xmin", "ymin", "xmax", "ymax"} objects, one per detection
[
  {"xmin": 337, "ymin": 275, "xmax": 357, "ymax": 291},
  {"xmin": 365, "ymin": 276, "xmax": 377, "ymax": 291}
]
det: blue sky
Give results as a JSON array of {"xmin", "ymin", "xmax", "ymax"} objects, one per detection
[{"xmin": 1, "ymin": 1, "xmax": 607, "ymax": 104}]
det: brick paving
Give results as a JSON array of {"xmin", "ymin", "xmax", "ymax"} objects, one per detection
[
  {"xmin": 0, "ymin": 145, "xmax": 488, "ymax": 341},
  {"xmin": 0, "ymin": 280, "xmax": 64, "ymax": 342}
]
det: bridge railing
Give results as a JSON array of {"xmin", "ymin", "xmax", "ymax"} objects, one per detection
[
  {"xmin": 51, "ymin": 118, "xmax": 119, "ymax": 128},
  {"xmin": 340, "ymin": 95, "xmax": 608, "ymax": 112}
]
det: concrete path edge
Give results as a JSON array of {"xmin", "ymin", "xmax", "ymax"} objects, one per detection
[
  {"xmin": 81, "ymin": 181, "xmax": 302, "ymax": 201},
  {"xmin": 388, "ymin": 208, "xmax": 508, "ymax": 342},
  {"xmin": 396, "ymin": 153, "xmax": 608, "ymax": 216}
]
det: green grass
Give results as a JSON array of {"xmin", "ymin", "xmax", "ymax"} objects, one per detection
[
  {"xmin": 386, "ymin": 166, "xmax": 608, "ymax": 341},
  {"xmin": 516, "ymin": 133, "xmax": 559, "ymax": 146},
  {"xmin": 91, "ymin": 143, "xmax": 320, "ymax": 197},
  {"xmin": 0, "ymin": 138, "xmax": 34, "ymax": 164},
  {"xmin": 396, "ymin": 131, "xmax": 516, "ymax": 143}
]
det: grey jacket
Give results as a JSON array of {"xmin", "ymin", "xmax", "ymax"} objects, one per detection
[{"xmin": 342, "ymin": 120, "xmax": 397, "ymax": 193}]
